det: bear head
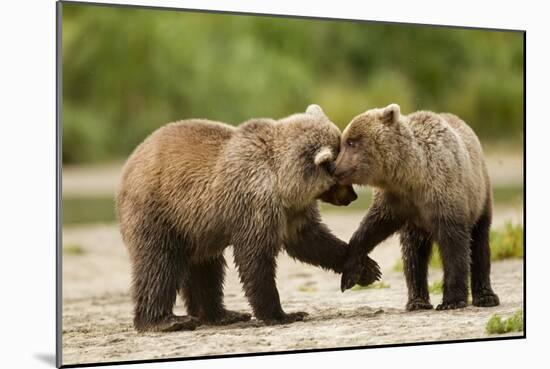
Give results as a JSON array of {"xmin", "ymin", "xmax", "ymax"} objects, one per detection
[
  {"xmin": 274, "ymin": 104, "xmax": 357, "ymax": 208},
  {"xmin": 333, "ymin": 103, "xmax": 410, "ymax": 188}
]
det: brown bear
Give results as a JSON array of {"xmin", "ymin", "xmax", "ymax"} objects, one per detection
[
  {"xmin": 335, "ymin": 103, "xmax": 499, "ymax": 311},
  {"xmin": 116, "ymin": 105, "xmax": 381, "ymax": 332}
]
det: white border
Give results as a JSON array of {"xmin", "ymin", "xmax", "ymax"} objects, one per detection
[{"xmin": 1, "ymin": 1, "xmax": 546, "ymax": 368}]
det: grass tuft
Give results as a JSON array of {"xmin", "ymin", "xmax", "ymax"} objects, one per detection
[
  {"xmin": 486, "ymin": 310, "xmax": 524, "ymax": 334},
  {"xmin": 490, "ymin": 222, "xmax": 524, "ymax": 260},
  {"xmin": 63, "ymin": 243, "xmax": 85, "ymax": 255},
  {"xmin": 298, "ymin": 285, "xmax": 318, "ymax": 293},
  {"xmin": 351, "ymin": 281, "xmax": 390, "ymax": 291},
  {"xmin": 392, "ymin": 260, "xmax": 404, "ymax": 272},
  {"xmin": 428, "ymin": 280, "xmax": 444, "ymax": 294}
]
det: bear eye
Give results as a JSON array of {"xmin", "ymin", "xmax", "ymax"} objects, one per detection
[{"xmin": 347, "ymin": 139, "xmax": 356, "ymax": 148}]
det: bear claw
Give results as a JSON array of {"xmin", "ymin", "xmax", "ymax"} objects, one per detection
[
  {"xmin": 264, "ymin": 311, "xmax": 308, "ymax": 325},
  {"xmin": 473, "ymin": 293, "xmax": 500, "ymax": 307},
  {"xmin": 147, "ymin": 315, "xmax": 200, "ymax": 332},
  {"xmin": 436, "ymin": 300, "xmax": 467, "ymax": 310},
  {"xmin": 203, "ymin": 310, "xmax": 252, "ymax": 325},
  {"xmin": 340, "ymin": 255, "xmax": 381, "ymax": 292},
  {"xmin": 406, "ymin": 299, "xmax": 433, "ymax": 311}
]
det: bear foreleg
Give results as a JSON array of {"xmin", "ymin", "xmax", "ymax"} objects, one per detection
[
  {"xmin": 232, "ymin": 231, "xmax": 308, "ymax": 325},
  {"xmin": 284, "ymin": 219, "xmax": 348, "ymax": 273},
  {"xmin": 341, "ymin": 201, "xmax": 401, "ymax": 291}
]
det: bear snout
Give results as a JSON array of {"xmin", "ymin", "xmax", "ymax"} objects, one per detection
[{"xmin": 333, "ymin": 167, "xmax": 356, "ymax": 184}]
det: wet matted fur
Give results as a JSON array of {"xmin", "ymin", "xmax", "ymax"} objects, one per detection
[
  {"xmin": 116, "ymin": 105, "xmax": 380, "ymax": 332},
  {"xmin": 335, "ymin": 104, "xmax": 499, "ymax": 311}
]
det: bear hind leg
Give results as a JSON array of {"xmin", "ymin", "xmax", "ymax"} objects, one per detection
[
  {"xmin": 470, "ymin": 203, "xmax": 500, "ymax": 307},
  {"xmin": 233, "ymin": 238, "xmax": 307, "ymax": 325},
  {"xmin": 180, "ymin": 255, "xmax": 251, "ymax": 325},
  {"xmin": 436, "ymin": 222, "xmax": 470, "ymax": 310},
  {"xmin": 400, "ymin": 224, "xmax": 433, "ymax": 311},
  {"xmin": 129, "ymin": 218, "xmax": 199, "ymax": 332}
]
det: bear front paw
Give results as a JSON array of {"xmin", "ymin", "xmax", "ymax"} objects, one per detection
[{"xmin": 340, "ymin": 254, "xmax": 381, "ymax": 292}]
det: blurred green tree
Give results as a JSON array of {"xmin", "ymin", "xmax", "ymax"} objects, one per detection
[{"xmin": 62, "ymin": 4, "xmax": 524, "ymax": 163}]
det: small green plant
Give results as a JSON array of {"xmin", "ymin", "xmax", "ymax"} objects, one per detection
[
  {"xmin": 298, "ymin": 285, "xmax": 318, "ymax": 293},
  {"xmin": 351, "ymin": 281, "xmax": 390, "ymax": 291},
  {"xmin": 486, "ymin": 310, "xmax": 524, "ymax": 334},
  {"xmin": 392, "ymin": 260, "xmax": 403, "ymax": 272},
  {"xmin": 63, "ymin": 243, "xmax": 85, "ymax": 255},
  {"xmin": 490, "ymin": 222, "xmax": 524, "ymax": 261},
  {"xmin": 429, "ymin": 280, "xmax": 444, "ymax": 294},
  {"xmin": 430, "ymin": 247, "xmax": 443, "ymax": 268}
]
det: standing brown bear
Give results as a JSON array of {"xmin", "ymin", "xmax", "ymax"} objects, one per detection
[
  {"xmin": 116, "ymin": 105, "xmax": 381, "ymax": 332},
  {"xmin": 335, "ymin": 104, "xmax": 499, "ymax": 311}
]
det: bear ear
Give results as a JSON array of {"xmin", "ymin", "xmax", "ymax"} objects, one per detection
[
  {"xmin": 314, "ymin": 146, "xmax": 333, "ymax": 166},
  {"xmin": 306, "ymin": 104, "xmax": 326, "ymax": 118},
  {"xmin": 380, "ymin": 103, "xmax": 401, "ymax": 125}
]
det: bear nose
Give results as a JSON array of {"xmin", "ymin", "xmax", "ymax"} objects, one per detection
[
  {"xmin": 334, "ymin": 167, "xmax": 354, "ymax": 181},
  {"xmin": 333, "ymin": 155, "xmax": 350, "ymax": 180},
  {"xmin": 333, "ymin": 166, "xmax": 344, "ymax": 178}
]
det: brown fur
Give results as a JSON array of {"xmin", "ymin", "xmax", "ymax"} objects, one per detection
[
  {"xmin": 335, "ymin": 104, "xmax": 499, "ymax": 310},
  {"xmin": 116, "ymin": 105, "xmax": 379, "ymax": 332}
]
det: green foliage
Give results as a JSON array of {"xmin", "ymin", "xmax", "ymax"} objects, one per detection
[
  {"xmin": 485, "ymin": 310, "xmax": 524, "ymax": 334},
  {"xmin": 490, "ymin": 222, "xmax": 524, "ymax": 260},
  {"xmin": 62, "ymin": 3, "xmax": 524, "ymax": 164},
  {"xmin": 429, "ymin": 247, "xmax": 444, "ymax": 268},
  {"xmin": 428, "ymin": 280, "xmax": 444, "ymax": 294},
  {"xmin": 63, "ymin": 196, "xmax": 115, "ymax": 225},
  {"xmin": 392, "ymin": 260, "xmax": 403, "ymax": 272},
  {"xmin": 393, "ymin": 222, "xmax": 523, "ymax": 271},
  {"xmin": 63, "ymin": 243, "xmax": 85, "ymax": 255},
  {"xmin": 351, "ymin": 281, "xmax": 390, "ymax": 291},
  {"xmin": 493, "ymin": 186, "xmax": 524, "ymax": 205},
  {"xmin": 61, "ymin": 185, "xmax": 523, "ymax": 226},
  {"xmin": 298, "ymin": 285, "xmax": 318, "ymax": 293}
]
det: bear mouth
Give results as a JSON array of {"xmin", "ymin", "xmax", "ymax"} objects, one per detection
[
  {"xmin": 334, "ymin": 168, "xmax": 356, "ymax": 184},
  {"xmin": 334, "ymin": 195, "xmax": 356, "ymax": 206}
]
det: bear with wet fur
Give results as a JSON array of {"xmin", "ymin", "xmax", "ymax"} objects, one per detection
[
  {"xmin": 116, "ymin": 105, "xmax": 381, "ymax": 332},
  {"xmin": 335, "ymin": 103, "xmax": 499, "ymax": 311}
]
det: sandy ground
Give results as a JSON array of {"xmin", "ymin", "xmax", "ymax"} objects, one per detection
[{"xmin": 61, "ymin": 208, "xmax": 524, "ymax": 366}]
